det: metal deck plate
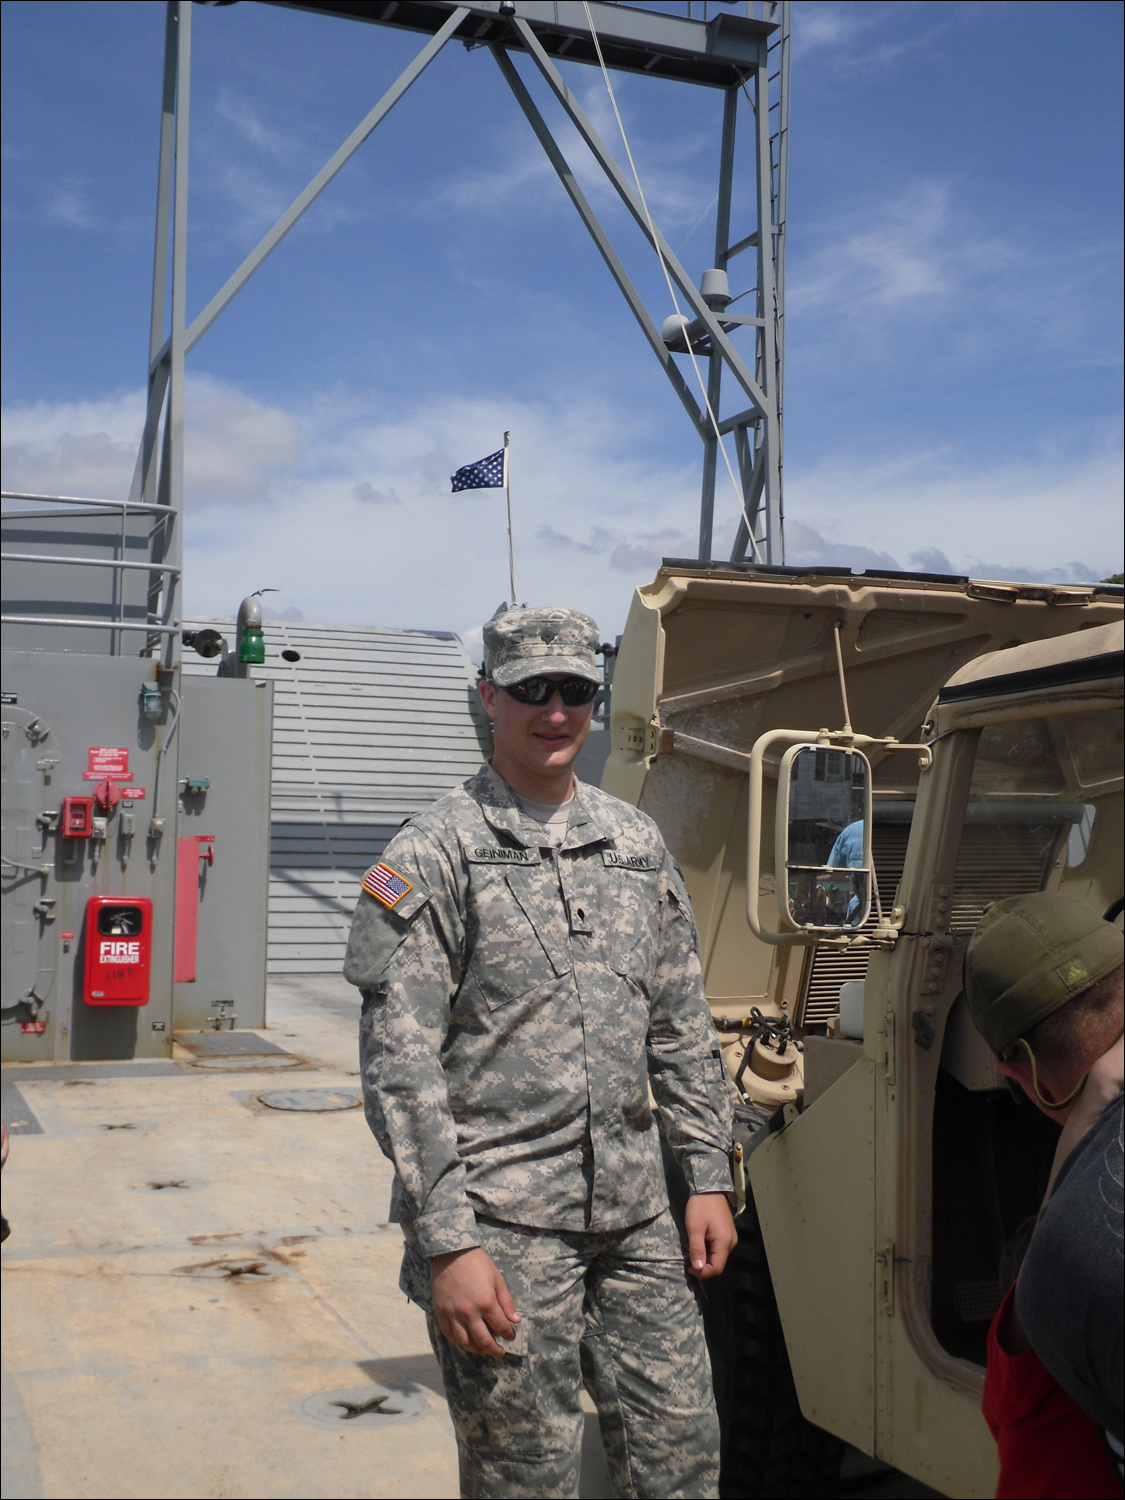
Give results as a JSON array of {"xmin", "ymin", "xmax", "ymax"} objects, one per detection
[
  {"xmin": 175, "ymin": 1031, "xmax": 287, "ymax": 1056},
  {"xmin": 296, "ymin": 1383, "xmax": 428, "ymax": 1431},
  {"xmin": 188, "ymin": 1054, "xmax": 304, "ymax": 1073},
  {"xmin": 257, "ymin": 1088, "xmax": 361, "ymax": 1112}
]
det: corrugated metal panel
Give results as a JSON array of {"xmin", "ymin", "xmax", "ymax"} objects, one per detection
[
  {"xmin": 798, "ymin": 820, "xmax": 1059, "ymax": 1029},
  {"xmin": 799, "ymin": 825, "xmax": 912, "ymax": 1028},
  {"xmin": 184, "ymin": 619, "xmax": 487, "ymax": 973}
]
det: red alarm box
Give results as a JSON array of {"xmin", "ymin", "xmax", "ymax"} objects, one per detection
[
  {"xmin": 62, "ymin": 795, "xmax": 94, "ymax": 838},
  {"xmin": 83, "ymin": 897, "xmax": 153, "ymax": 1006}
]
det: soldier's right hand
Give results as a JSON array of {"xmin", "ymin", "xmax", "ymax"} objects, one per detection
[{"xmin": 430, "ymin": 1246, "xmax": 521, "ymax": 1359}]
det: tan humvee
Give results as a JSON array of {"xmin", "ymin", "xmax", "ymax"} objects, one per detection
[{"xmin": 604, "ymin": 564, "xmax": 1124, "ymax": 1498}]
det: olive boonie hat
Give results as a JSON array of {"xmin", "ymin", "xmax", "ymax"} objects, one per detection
[
  {"xmin": 964, "ymin": 893, "xmax": 1124, "ymax": 1056},
  {"xmin": 483, "ymin": 605, "xmax": 600, "ymax": 687}
]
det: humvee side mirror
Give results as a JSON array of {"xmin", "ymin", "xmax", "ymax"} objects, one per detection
[
  {"xmin": 776, "ymin": 744, "xmax": 873, "ymax": 933},
  {"xmin": 748, "ymin": 725, "xmax": 925, "ymax": 946}
]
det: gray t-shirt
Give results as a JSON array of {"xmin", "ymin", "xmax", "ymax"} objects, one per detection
[
  {"xmin": 515, "ymin": 791, "xmax": 574, "ymax": 848},
  {"xmin": 1016, "ymin": 1092, "xmax": 1124, "ymax": 1442}
]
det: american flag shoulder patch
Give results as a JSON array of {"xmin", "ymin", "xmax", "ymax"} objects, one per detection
[{"xmin": 361, "ymin": 862, "xmax": 413, "ymax": 910}]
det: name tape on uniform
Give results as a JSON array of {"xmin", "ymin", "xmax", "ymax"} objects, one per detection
[
  {"xmin": 467, "ymin": 845, "xmax": 542, "ymax": 865},
  {"xmin": 602, "ymin": 850, "xmax": 658, "ymax": 871},
  {"xmin": 361, "ymin": 862, "xmax": 413, "ymax": 909}
]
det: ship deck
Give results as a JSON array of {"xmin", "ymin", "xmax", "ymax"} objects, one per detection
[
  {"xmin": 1, "ymin": 978, "xmax": 931, "ymax": 1500},
  {"xmin": 1, "ymin": 979, "xmax": 469, "ymax": 1499}
]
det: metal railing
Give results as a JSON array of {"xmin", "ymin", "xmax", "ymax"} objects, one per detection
[{"xmin": 1, "ymin": 490, "xmax": 181, "ymax": 651}]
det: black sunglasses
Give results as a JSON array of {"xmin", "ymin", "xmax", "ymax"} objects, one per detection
[{"xmin": 500, "ymin": 676, "xmax": 600, "ymax": 707}]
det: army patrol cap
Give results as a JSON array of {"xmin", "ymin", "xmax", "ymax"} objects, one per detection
[
  {"xmin": 964, "ymin": 893, "xmax": 1124, "ymax": 1056},
  {"xmin": 483, "ymin": 605, "xmax": 601, "ymax": 687}
]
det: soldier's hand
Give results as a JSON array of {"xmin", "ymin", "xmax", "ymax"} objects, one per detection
[
  {"xmin": 684, "ymin": 1191, "xmax": 738, "ymax": 1279},
  {"xmin": 430, "ymin": 1246, "xmax": 521, "ymax": 1358}
]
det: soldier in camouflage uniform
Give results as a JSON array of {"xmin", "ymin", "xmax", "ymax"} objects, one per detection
[{"xmin": 344, "ymin": 605, "xmax": 736, "ymax": 1499}]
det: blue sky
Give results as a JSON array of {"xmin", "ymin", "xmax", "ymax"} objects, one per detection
[{"xmin": 2, "ymin": 0, "xmax": 1122, "ymax": 644}]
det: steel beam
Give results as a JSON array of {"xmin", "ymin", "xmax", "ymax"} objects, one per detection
[
  {"xmin": 491, "ymin": 46, "xmax": 706, "ymax": 441},
  {"xmin": 698, "ymin": 83, "xmax": 739, "ymax": 561},
  {"xmin": 772, "ymin": 0, "xmax": 791, "ymax": 560},
  {"xmin": 731, "ymin": 424, "xmax": 766, "ymax": 562},
  {"xmin": 183, "ymin": 6, "xmax": 468, "ymax": 355},
  {"xmin": 513, "ymin": 15, "xmax": 772, "ymax": 422},
  {"xmin": 263, "ymin": 1, "xmax": 775, "ymax": 89},
  {"xmin": 122, "ymin": 0, "xmax": 789, "ymax": 622},
  {"xmin": 127, "ymin": 4, "xmax": 178, "ymax": 519}
]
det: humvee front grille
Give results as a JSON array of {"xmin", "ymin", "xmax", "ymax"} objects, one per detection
[
  {"xmin": 798, "ymin": 821, "xmax": 1060, "ymax": 1029},
  {"xmin": 800, "ymin": 825, "xmax": 910, "ymax": 1028}
]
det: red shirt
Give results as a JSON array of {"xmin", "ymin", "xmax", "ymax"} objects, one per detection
[{"xmin": 983, "ymin": 1284, "xmax": 1123, "ymax": 1499}]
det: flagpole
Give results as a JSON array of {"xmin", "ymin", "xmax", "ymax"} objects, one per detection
[{"xmin": 503, "ymin": 430, "xmax": 517, "ymax": 605}]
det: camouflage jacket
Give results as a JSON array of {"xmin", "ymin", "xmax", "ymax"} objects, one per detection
[{"xmin": 344, "ymin": 763, "xmax": 733, "ymax": 1258}]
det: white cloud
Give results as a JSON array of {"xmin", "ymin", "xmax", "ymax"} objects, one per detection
[
  {"xmin": 786, "ymin": 445, "xmax": 1122, "ymax": 581},
  {"xmin": 793, "ymin": 3, "xmax": 870, "ymax": 55},
  {"xmin": 793, "ymin": 3, "xmax": 955, "ymax": 71},
  {"xmin": 191, "ymin": 91, "xmax": 368, "ymax": 244},
  {"xmin": 5, "ymin": 378, "xmax": 1119, "ymax": 649},
  {"xmin": 213, "ymin": 92, "xmax": 296, "ymax": 162},
  {"xmin": 424, "ymin": 75, "xmax": 714, "ymax": 242},
  {"xmin": 792, "ymin": 181, "xmax": 979, "ymax": 319},
  {"xmin": 43, "ymin": 183, "xmax": 102, "ymax": 230},
  {"xmin": 787, "ymin": 176, "xmax": 1122, "ymax": 383},
  {"xmin": 1, "ymin": 179, "xmax": 143, "ymax": 236},
  {"xmin": 174, "ymin": 387, "xmax": 701, "ymax": 636},
  {"xmin": 353, "ymin": 480, "xmax": 401, "ymax": 506},
  {"xmin": 1, "ymin": 378, "xmax": 303, "ymax": 507}
]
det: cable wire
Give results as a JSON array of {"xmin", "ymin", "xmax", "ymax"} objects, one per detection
[{"xmin": 580, "ymin": 1, "xmax": 764, "ymax": 562}]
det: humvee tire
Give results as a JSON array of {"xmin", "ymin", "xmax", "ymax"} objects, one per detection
[
  {"xmin": 705, "ymin": 1203, "xmax": 845, "ymax": 1499},
  {"xmin": 661, "ymin": 1135, "xmax": 844, "ymax": 1498}
]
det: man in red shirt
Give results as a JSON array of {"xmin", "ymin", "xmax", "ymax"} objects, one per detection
[{"xmin": 963, "ymin": 893, "xmax": 1123, "ymax": 1499}]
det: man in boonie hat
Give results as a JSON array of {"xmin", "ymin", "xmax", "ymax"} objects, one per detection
[
  {"xmin": 964, "ymin": 893, "xmax": 1123, "ymax": 1495},
  {"xmin": 345, "ymin": 603, "xmax": 736, "ymax": 1499}
]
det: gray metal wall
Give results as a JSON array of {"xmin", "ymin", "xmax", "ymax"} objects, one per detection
[
  {"xmin": 1, "ymin": 652, "xmax": 275, "ymax": 1058},
  {"xmin": 183, "ymin": 619, "xmax": 490, "ymax": 974},
  {"xmin": 172, "ymin": 674, "xmax": 273, "ymax": 1029},
  {"xmin": 2, "ymin": 508, "xmax": 156, "ymax": 656},
  {"xmin": 1, "ymin": 651, "xmax": 179, "ymax": 1061}
]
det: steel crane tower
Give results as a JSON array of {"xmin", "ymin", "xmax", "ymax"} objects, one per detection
[{"xmin": 127, "ymin": 0, "xmax": 792, "ymax": 673}]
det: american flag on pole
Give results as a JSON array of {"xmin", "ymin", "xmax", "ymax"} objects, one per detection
[
  {"xmin": 451, "ymin": 447, "xmax": 506, "ymax": 492},
  {"xmin": 361, "ymin": 862, "xmax": 413, "ymax": 910}
]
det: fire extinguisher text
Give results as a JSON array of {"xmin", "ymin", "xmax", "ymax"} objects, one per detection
[{"xmin": 99, "ymin": 941, "xmax": 142, "ymax": 964}]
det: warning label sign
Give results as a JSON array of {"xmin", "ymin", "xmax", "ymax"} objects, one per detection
[{"xmin": 83, "ymin": 747, "xmax": 133, "ymax": 782}]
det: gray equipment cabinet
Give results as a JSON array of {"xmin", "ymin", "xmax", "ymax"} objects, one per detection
[{"xmin": 1, "ymin": 502, "xmax": 274, "ymax": 1061}]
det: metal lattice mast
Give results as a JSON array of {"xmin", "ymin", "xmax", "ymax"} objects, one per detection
[
  {"xmin": 769, "ymin": 0, "xmax": 791, "ymax": 564},
  {"xmin": 128, "ymin": 0, "xmax": 191, "ymax": 666},
  {"xmin": 699, "ymin": 0, "xmax": 790, "ymax": 565},
  {"xmin": 130, "ymin": 0, "xmax": 788, "ymax": 598}
]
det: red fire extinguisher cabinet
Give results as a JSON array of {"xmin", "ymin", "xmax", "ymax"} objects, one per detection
[{"xmin": 83, "ymin": 896, "xmax": 153, "ymax": 1006}]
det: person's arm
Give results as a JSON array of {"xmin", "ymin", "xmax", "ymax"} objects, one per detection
[
  {"xmin": 345, "ymin": 831, "xmax": 523, "ymax": 1358},
  {"xmin": 647, "ymin": 852, "xmax": 738, "ymax": 1278},
  {"xmin": 346, "ymin": 832, "xmax": 477, "ymax": 1258}
]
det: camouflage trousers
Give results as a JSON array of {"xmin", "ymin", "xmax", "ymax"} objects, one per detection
[{"xmin": 424, "ymin": 1210, "xmax": 720, "ymax": 1500}]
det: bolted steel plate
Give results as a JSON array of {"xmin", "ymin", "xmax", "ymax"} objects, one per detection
[
  {"xmin": 188, "ymin": 1054, "xmax": 303, "ymax": 1073},
  {"xmin": 257, "ymin": 1088, "xmax": 362, "ymax": 1112},
  {"xmin": 297, "ymin": 1383, "xmax": 428, "ymax": 1431}
]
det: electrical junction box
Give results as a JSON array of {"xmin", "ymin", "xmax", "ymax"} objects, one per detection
[
  {"xmin": 83, "ymin": 896, "xmax": 153, "ymax": 1006},
  {"xmin": 61, "ymin": 795, "xmax": 94, "ymax": 838}
]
